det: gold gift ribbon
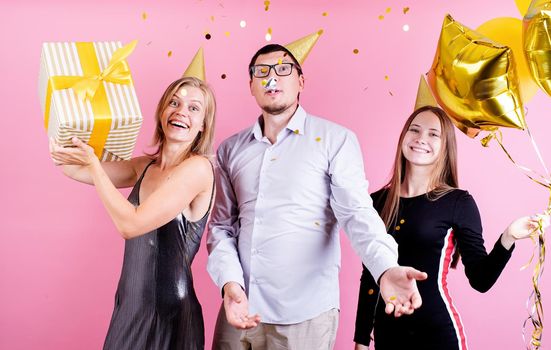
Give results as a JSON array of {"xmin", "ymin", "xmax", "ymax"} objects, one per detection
[{"xmin": 44, "ymin": 40, "xmax": 137, "ymax": 158}]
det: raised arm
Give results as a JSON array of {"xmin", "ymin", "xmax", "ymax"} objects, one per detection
[
  {"xmin": 51, "ymin": 137, "xmax": 213, "ymax": 239},
  {"xmin": 50, "ymin": 137, "xmax": 144, "ymax": 188}
]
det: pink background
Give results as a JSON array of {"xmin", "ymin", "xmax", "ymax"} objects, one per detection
[{"xmin": 1, "ymin": 0, "xmax": 550, "ymax": 349}]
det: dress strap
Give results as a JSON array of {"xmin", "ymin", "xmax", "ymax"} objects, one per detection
[
  {"xmin": 205, "ymin": 159, "xmax": 216, "ymax": 214},
  {"xmin": 136, "ymin": 159, "xmax": 156, "ymax": 185}
]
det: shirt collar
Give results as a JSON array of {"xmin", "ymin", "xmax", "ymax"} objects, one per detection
[{"xmin": 250, "ymin": 105, "xmax": 307, "ymax": 142}]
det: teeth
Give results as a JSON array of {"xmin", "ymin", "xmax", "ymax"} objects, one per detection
[{"xmin": 170, "ymin": 121, "xmax": 189, "ymax": 129}]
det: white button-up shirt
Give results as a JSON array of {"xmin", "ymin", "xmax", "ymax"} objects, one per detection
[{"xmin": 207, "ymin": 106, "xmax": 398, "ymax": 324}]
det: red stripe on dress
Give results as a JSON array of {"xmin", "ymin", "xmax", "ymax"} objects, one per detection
[{"xmin": 439, "ymin": 229, "xmax": 468, "ymax": 350}]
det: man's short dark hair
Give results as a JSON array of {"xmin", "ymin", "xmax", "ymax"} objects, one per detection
[{"xmin": 248, "ymin": 44, "xmax": 303, "ymax": 79}]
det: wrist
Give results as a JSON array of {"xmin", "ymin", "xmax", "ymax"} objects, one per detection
[{"xmin": 500, "ymin": 231, "xmax": 515, "ymax": 250}]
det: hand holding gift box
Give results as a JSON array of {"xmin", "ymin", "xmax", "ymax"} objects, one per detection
[{"xmin": 39, "ymin": 40, "xmax": 142, "ymax": 161}]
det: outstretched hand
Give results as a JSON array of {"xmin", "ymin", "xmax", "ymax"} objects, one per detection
[
  {"xmin": 379, "ymin": 266, "xmax": 427, "ymax": 317},
  {"xmin": 223, "ymin": 282, "xmax": 261, "ymax": 330},
  {"xmin": 49, "ymin": 137, "xmax": 97, "ymax": 167},
  {"xmin": 501, "ymin": 214, "xmax": 551, "ymax": 249}
]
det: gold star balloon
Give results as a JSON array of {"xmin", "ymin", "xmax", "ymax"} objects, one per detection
[
  {"xmin": 427, "ymin": 14, "xmax": 526, "ymax": 138},
  {"xmin": 523, "ymin": 0, "xmax": 551, "ymax": 97},
  {"xmin": 182, "ymin": 47, "xmax": 206, "ymax": 81}
]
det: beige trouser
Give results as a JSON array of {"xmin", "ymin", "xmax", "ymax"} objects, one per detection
[{"xmin": 212, "ymin": 304, "xmax": 339, "ymax": 350}]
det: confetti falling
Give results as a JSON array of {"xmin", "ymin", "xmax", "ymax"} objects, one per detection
[
  {"xmin": 294, "ymin": 129, "xmax": 300, "ymax": 134},
  {"xmin": 318, "ymin": 29, "xmax": 324, "ymax": 35},
  {"xmin": 210, "ymin": 15, "xmax": 215, "ymax": 22},
  {"xmin": 322, "ymin": 12, "xmax": 328, "ymax": 16},
  {"xmin": 261, "ymin": 79, "xmax": 268, "ymax": 86},
  {"xmin": 378, "ymin": 15, "xmax": 385, "ymax": 20},
  {"xmin": 179, "ymin": 88, "xmax": 188, "ymax": 96},
  {"xmin": 205, "ymin": 33, "xmax": 212, "ymax": 40},
  {"xmin": 142, "ymin": 12, "xmax": 147, "ymax": 20},
  {"xmin": 168, "ymin": 50, "xmax": 173, "ymax": 57},
  {"xmin": 384, "ymin": 75, "xmax": 389, "ymax": 80},
  {"xmin": 146, "ymin": 41, "xmax": 152, "ymax": 46},
  {"xmin": 400, "ymin": 219, "xmax": 405, "ymax": 224},
  {"xmin": 265, "ymin": 33, "xmax": 272, "ymax": 41},
  {"xmin": 353, "ymin": 49, "xmax": 359, "ymax": 54},
  {"xmin": 315, "ymin": 221, "xmax": 320, "ymax": 226},
  {"xmin": 389, "ymin": 296, "xmax": 397, "ymax": 301},
  {"xmin": 386, "ymin": 7, "xmax": 391, "ymax": 13},
  {"xmin": 221, "ymin": 74, "xmax": 227, "ymax": 79},
  {"xmin": 368, "ymin": 289, "xmax": 374, "ymax": 295},
  {"xmin": 240, "ymin": 20, "xmax": 247, "ymax": 28},
  {"xmin": 389, "ymin": 91, "xmax": 394, "ymax": 96},
  {"xmin": 264, "ymin": 0, "xmax": 270, "ymax": 11},
  {"xmin": 403, "ymin": 24, "xmax": 410, "ymax": 32},
  {"xmin": 224, "ymin": 31, "xmax": 230, "ymax": 37},
  {"xmin": 315, "ymin": 137, "xmax": 321, "ymax": 142},
  {"xmin": 403, "ymin": 7, "xmax": 410, "ymax": 14}
]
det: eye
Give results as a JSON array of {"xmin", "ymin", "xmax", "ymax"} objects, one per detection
[
  {"xmin": 408, "ymin": 127, "xmax": 419, "ymax": 133},
  {"xmin": 168, "ymin": 99, "xmax": 178, "ymax": 107},
  {"xmin": 430, "ymin": 132, "xmax": 441, "ymax": 137},
  {"xmin": 190, "ymin": 105, "xmax": 201, "ymax": 112}
]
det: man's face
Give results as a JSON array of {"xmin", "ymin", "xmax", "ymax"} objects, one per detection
[{"xmin": 249, "ymin": 51, "xmax": 304, "ymax": 115}]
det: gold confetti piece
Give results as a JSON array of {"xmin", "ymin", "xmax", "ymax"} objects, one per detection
[
  {"xmin": 395, "ymin": 225, "xmax": 400, "ymax": 230},
  {"xmin": 389, "ymin": 296, "xmax": 397, "ymax": 301},
  {"xmin": 386, "ymin": 7, "xmax": 391, "ymax": 13},
  {"xmin": 267, "ymin": 27, "xmax": 272, "ymax": 34},
  {"xmin": 368, "ymin": 289, "xmax": 374, "ymax": 295},
  {"xmin": 277, "ymin": 58, "xmax": 282, "ymax": 65},
  {"xmin": 294, "ymin": 129, "xmax": 300, "ymax": 134},
  {"xmin": 315, "ymin": 137, "xmax": 321, "ymax": 142},
  {"xmin": 179, "ymin": 88, "xmax": 188, "ymax": 96},
  {"xmin": 403, "ymin": 7, "xmax": 410, "ymax": 14},
  {"xmin": 378, "ymin": 15, "xmax": 385, "ymax": 20},
  {"xmin": 314, "ymin": 221, "xmax": 320, "ymax": 226},
  {"xmin": 400, "ymin": 219, "xmax": 405, "ymax": 224},
  {"xmin": 322, "ymin": 12, "xmax": 328, "ymax": 17},
  {"xmin": 317, "ymin": 29, "xmax": 324, "ymax": 35},
  {"xmin": 224, "ymin": 31, "xmax": 230, "ymax": 37},
  {"xmin": 384, "ymin": 75, "xmax": 389, "ymax": 80},
  {"xmin": 142, "ymin": 12, "xmax": 147, "ymax": 20},
  {"xmin": 261, "ymin": 79, "xmax": 268, "ymax": 86},
  {"xmin": 221, "ymin": 74, "xmax": 227, "ymax": 79},
  {"xmin": 168, "ymin": 50, "xmax": 173, "ymax": 57},
  {"xmin": 353, "ymin": 49, "xmax": 359, "ymax": 54},
  {"xmin": 240, "ymin": 20, "xmax": 247, "ymax": 28},
  {"xmin": 264, "ymin": 0, "xmax": 270, "ymax": 11},
  {"xmin": 210, "ymin": 15, "xmax": 215, "ymax": 22}
]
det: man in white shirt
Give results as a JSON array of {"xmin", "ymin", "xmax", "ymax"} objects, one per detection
[{"xmin": 207, "ymin": 44, "xmax": 427, "ymax": 350}]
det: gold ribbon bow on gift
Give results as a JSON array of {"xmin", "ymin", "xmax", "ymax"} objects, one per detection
[{"xmin": 44, "ymin": 40, "xmax": 138, "ymax": 158}]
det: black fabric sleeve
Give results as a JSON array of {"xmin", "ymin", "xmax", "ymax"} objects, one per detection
[
  {"xmin": 453, "ymin": 191, "xmax": 515, "ymax": 293},
  {"xmin": 353, "ymin": 264, "xmax": 380, "ymax": 346}
]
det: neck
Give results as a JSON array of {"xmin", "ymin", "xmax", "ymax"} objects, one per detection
[
  {"xmin": 158, "ymin": 141, "xmax": 192, "ymax": 169},
  {"xmin": 261, "ymin": 103, "xmax": 299, "ymax": 143},
  {"xmin": 400, "ymin": 163, "xmax": 434, "ymax": 197}
]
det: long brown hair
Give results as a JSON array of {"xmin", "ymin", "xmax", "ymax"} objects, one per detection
[
  {"xmin": 379, "ymin": 106, "xmax": 461, "ymax": 267},
  {"xmin": 147, "ymin": 77, "xmax": 216, "ymax": 161}
]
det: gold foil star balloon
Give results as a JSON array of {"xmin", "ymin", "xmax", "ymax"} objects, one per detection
[
  {"xmin": 182, "ymin": 47, "xmax": 206, "ymax": 81},
  {"xmin": 414, "ymin": 75, "xmax": 438, "ymax": 110},
  {"xmin": 523, "ymin": 0, "xmax": 551, "ymax": 96},
  {"xmin": 285, "ymin": 30, "xmax": 323, "ymax": 65},
  {"xmin": 517, "ymin": 0, "xmax": 532, "ymax": 16},
  {"xmin": 427, "ymin": 14, "xmax": 526, "ymax": 138},
  {"xmin": 477, "ymin": 17, "xmax": 539, "ymax": 102}
]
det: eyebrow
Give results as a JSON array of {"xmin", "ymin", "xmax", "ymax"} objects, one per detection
[
  {"xmin": 410, "ymin": 123, "xmax": 440, "ymax": 132},
  {"xmin": 172, "ymin": 94, "xmax": 204, "ymax": 104}
]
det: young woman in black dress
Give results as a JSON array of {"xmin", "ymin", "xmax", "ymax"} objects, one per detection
[
  {"xmin": 353, "ymin": 106, "xmax": 548, "ymax": 350},
  {"xmin": 50, "ymin": 77, "xmax": 216, "ymax": 350}
]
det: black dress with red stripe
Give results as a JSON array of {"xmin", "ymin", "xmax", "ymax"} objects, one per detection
[{"xmin": 354, "ymin": 189, "xmax": 514, "ymax": 350}]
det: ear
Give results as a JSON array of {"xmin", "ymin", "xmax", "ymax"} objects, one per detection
[
  {"xmin": 249, "ymin": 79, "xmax": 254, "ymax": 96},
  {"xmin": 298, "ymin": 74, "xmax": 305, "ymax": 92}
]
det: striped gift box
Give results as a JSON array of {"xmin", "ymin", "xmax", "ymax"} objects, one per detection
[{"xmin": 38, "ymin": 41, "xmax": 142, "ymax": 161}]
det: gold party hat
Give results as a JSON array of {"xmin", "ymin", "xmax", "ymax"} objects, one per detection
[
  {"xmin": 285, "ymin": 30, "xmax": 323, "ymax": 65},
  {"xmin": 414, "ymin": 74, "xmax": 438, "ymax": 110},
  {"xmin": 182, "ymin": 47, "xmax": 206, "ymax": 81}
]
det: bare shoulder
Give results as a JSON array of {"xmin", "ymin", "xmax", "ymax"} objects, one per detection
[
  {"xmin": 174, "ymin": 155, "xmax": 213, "ymax": 184},
  {"xmin": 129, "ymin": 156, "xmax": 155, "ymax": 176}
]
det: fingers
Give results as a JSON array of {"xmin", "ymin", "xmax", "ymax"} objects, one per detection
[
  {"xmin": 410, "ymin": 290, "xmax": 423, "ymax": 309},
  {"xmin": 406, "ymin": 267, "xmax": 428, "ymax": 281},
  {"xmin": 384, "ymin": 301, "xmax": 395, "ymax": 315}
]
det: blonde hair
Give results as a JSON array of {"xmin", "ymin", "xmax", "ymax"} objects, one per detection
[
  {"xmin": 147, "ymin": 77, "xmax": 216, "ymax": 161},
  {"xmin": 379, "ymin": 106, "xmax": 460, "ymax": 265}
]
